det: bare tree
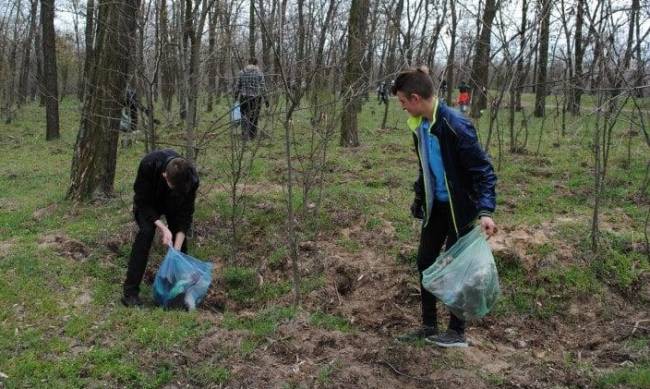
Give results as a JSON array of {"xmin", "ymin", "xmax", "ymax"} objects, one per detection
[
  {"xmin": 469, "ymin": 0, "xmax": 499, "ymax": 118},
  {"xmin": 339, "ymin": 0, "xmax": 369, "ymax": 147},
  {"xmin": 533, "ymin": 0, "xmax": 551, "ymax": 117},
  {"xmin": 445, "ymin": 0, "xmax": 457, "ymax": 104},
  {"xmin": 41, "ymin": 0, "xmax": 59, "ymax": 140},
  {"xmin": 68, "ymin": 0, "xmax": 139, "ymax": 200},
  {"xmin": 18, "ymin": 0, "xmax": 38, "ymax": 106}
]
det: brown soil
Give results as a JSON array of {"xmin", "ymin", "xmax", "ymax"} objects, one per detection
[
  {"xmin": 188, "ymin": 215, "xmax": 649, "ymax": 388},
  {"xmin": 38, "ymin": 232, "xmax": 91, "ymax": 261}
]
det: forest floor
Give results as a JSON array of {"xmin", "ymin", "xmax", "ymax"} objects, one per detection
[{"xmin": 0, "ymin": 96, "xmax": 649, "ymax": 388}]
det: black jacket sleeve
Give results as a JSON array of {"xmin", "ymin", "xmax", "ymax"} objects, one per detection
[{"xmin": 133, "ymin": 159, "xmax": 161, "ymax": 224}]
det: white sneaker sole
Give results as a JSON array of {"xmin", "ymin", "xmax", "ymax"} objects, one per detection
[{"xmin": 425, "ymin": 338, "xmax": 468, "ymax": 348}]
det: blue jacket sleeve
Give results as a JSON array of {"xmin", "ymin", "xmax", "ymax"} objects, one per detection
[{"xmin": 455, "ymin": 118, "xmax": 497, "ymax": 216}]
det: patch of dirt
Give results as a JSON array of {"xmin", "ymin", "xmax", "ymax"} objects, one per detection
[
  {"xmin": 38, "ymin": 232, "xmax": 90, "ymax": 261},
  {"xmin": 489, "ymin": 219, "xmax": 579, "ymax": 270},
  {"xmin": 183, "ymin": 216, "xmax": 647, "ymax": 387}
]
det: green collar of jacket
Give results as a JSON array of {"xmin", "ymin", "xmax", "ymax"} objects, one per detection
[{"xmin": 407, "ymin": 98, "xmax": 439, "ymax": 133}]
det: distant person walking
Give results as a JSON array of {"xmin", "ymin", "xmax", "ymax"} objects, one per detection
[
  {"xmin": 457, "ymin": 81, "xmax": 471, "ymax": 114},
  {"xmin": 235, "ymin": 58, "xmax": 269, "ymax": 140},
  {"xmin": 377, "ymin": 81, "xmax": 389, "ymax": 105}
]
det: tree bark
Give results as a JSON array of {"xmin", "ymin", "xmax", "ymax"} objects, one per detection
[
  {"xmin": 68, "ymin": 0, "xmax": 139, "ymax": 200},
  {"xmin": 18, "ymin": 0, "xmax": 39, "ymax": 106},
  {"xmin": 514, "ymin": 0, "xmax": 528, "ymax": 110},
  {"xmin": 339, "ymin": 0, "xmax": 369, "ymax": 147},
  {"xmin": 206, "ymin": 7, "xmax": 217, "ymax": 112},
  {"xmin": 41, "ymin": 0, "xmax": 60, "ymax": 140},
  {"xmin": 445, "ymin": 0, "xmax": 457, "ymax": 104},
  {"xmin": 533, "ymin": 0, "xmax": 551, "ymax": 117},
  {"xmin": 469, "ymin": 0, "xmax": 499, "ymax": 118},
  {"xmin": 81, "ymin": 0, "xmax": 95, "ymax": 101},
  {"xmin": 249, "ymin": 0, "xmax": 256, "ymax": 59}
]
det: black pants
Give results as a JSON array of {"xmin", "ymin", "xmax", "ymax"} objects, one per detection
[
  {"xmin": 240, "ymin": 96, "xmax": 262, "ymax": 139},
  {"xmin": 417, "ymin": 202, "xmax": 469, "ymax": 333},
  {"xmin": 123, "ymin": 210, "xmax": 188, "ymax": 297}
]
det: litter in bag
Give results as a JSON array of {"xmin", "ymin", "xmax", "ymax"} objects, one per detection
[
  {"xmin": 153, "ymin": 247, "xmax": 213, "ymax": 311},
  {"xmin": 422, "ymin": 226, "xmax": 500, "ymax": 321},
  {"xmin": 231, "ymin": 103, "xmax": 241, "ymax": 123}
]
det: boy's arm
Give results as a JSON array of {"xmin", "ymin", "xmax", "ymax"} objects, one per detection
[
  {"xmin": 411, "ymin": 133, "xmax": 425, "ymax": 219},
  {"xmin": 133, "ymin": 160, "xmax": 160, "ymax": 224},
  {"xmin": 454, "ymin": 119, "xmax": 497, "ymax": 217}
]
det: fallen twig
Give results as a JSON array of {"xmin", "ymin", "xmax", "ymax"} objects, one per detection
[{"xmin": 380, "ymin": 360, "xmax": 434, "ymax": 383}]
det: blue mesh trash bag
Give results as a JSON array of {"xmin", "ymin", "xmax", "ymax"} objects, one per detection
[
  {"xmin": 422, "ymin": 226, "xmax": 500, "ymax": 321},
  {"xmin": 231, "ymin": 103, "xmax": 241, "ymax": 123},
  {"xmin": 153, "ymin": 247, "xmax": 213, "ymax": 310}
]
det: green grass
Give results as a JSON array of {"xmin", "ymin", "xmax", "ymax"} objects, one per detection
[
  {"xmin": 309, "ymin": 311, "xmax": 353, "ymax": 332},
  {"xmin": 598, "ymin": 367, "xmax": 650, "ymax": 388}
]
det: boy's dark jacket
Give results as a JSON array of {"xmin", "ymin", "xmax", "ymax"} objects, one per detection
[
  {"xmin": 409, "ymin": 100, "xmax": 496, "ymax": 231},
  {"xmin": 133, "ymin": 149, "xmax": 199, "ymax": 233}
]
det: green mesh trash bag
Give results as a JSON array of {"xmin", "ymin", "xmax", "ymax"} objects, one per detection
[{"xmin": 422, "ymin": 226, "xmax": 500, "ymax": 321}]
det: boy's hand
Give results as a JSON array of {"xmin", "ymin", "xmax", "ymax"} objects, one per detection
[
  {"xmin": 157, "ymin": 224, "xmax": 173, "ymax": 246},
  {"xmin": 480, "ymin": 216, "xmax": 497, "ymax": 237},
  {"xmin": 410, "ymin": 200, "xmax": 424, "ymax": 219}
]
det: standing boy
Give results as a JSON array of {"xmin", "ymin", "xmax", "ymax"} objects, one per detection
[
  {"xmin": 122, "ymin": 149, "xmax": 200, "ymax": 307},
  {"xmin": 392, "ymin": 67, "xmax": 497, "ymax": 347}
]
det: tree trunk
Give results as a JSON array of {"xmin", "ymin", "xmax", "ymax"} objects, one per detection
[
  {"xmin": 159, "ymin": 0, "xmax": 174, "ymax": 111},
  {"xmin": 569, "ymin": 0, "xmax": 584, "ymax": 114},
  {"xmin": 41, "ymin": 0, "xmax": 60, "ymax": 140},
  {"xmin": 248, "ymin": 0, "xmax": 255, "ymax": 59},
  {"xmin": 533, "ymin": 0, "xmax": 551, "ymax": 117},
  {"xmin": 68, "ymin": 0, "xmax": 139, "ymax": 200},
  {"xmin": 206, "ymin": 7, "xmax": 217, "ymax": 112},
  {"xmin": 514, "ymin": 0, "xmax": 528, "ymax": 110},
  {"xmin": 445, "ymin": 0, "xmax": 457, "ymax": 104},
  {"xmin": 18, "ymin": 0, "xmax": 39, "ymax": 106},
  {"xmin": 81, "ymin": 0, "xmax": 95, "ymax": 101},
  {"xmin": 339, "ymin": 0, "xmax": 369, "ymax": 147},
  {"xmin": 469, "ymin": 0, "xmax": 498, "ymax": 118}
]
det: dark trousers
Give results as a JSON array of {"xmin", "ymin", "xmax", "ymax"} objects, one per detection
[
  {"xmin": 417, "ymin": 202, "xmax": 468, "ymax": 333},
  {"xmin": 240, "ymin": 96, "xmax": 262, "ymax": 139},
  {"xmin": 123, "ymin": 210, "xmax": 188, "ymax": 297}
]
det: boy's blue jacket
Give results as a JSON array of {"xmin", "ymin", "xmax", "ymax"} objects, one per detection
[{"xmin": 408, "ymin": 100, "xmax": 496, "ymax": 232}]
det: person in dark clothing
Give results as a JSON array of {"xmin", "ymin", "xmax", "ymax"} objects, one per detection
[
  {"xmin": 235, "ymin": 58, "xmax": 269, "ymax": 140},
  {"xmin": 377, "ymin": 82, "xmax": 389, "ymax": 105},
  {"xmin": 391, "ymin": 67, "xmax": 497, "ymax": 347},
  {"xmin": 122, "ymin": 149, "xmax": 200, "ymax": 307},
  {"xmin": 125, "ymin": 88, "xmax": 138, "ymax": 132}
]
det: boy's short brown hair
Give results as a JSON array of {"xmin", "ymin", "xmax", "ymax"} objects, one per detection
[
  {"xmin": 166, "ymin": 157, "xmax": 195, "ymax": 194},
  {"xmin": 391, "ymin": 66, "xmax": 434, "ymax": 99}
]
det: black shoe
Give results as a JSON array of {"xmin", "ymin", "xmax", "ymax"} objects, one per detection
[
  {"xmin": 121, "ymin": 294, "xmax": 143, "ymax": 307},
  {"xmin": 427, "ymin": 329, "xmax": 468, "ymax": 348},
  {"xmin": 396, "ymin": 326, "xmax": 438, "ymax": 342}
]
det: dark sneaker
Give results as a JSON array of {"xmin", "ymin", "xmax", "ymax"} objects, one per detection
[
  {"xmin": 427, "ymin": 329, "xmax": 468, "ymax": 348},
  {"xmin": 396, "ymin": 326, "xmax": 438, "ymax": 342},
  {"xmin": 121, "ymin": 294, "xmax": 143, "ymax": 307}
]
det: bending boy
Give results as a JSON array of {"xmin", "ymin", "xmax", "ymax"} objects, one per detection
[
  {"xmin": 393, "ymin": 67, "xmax": 497, "ymax": 347},
  {"xmin": 122, "ymin": 149, "xmax": 200, "ymax": 307}
]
